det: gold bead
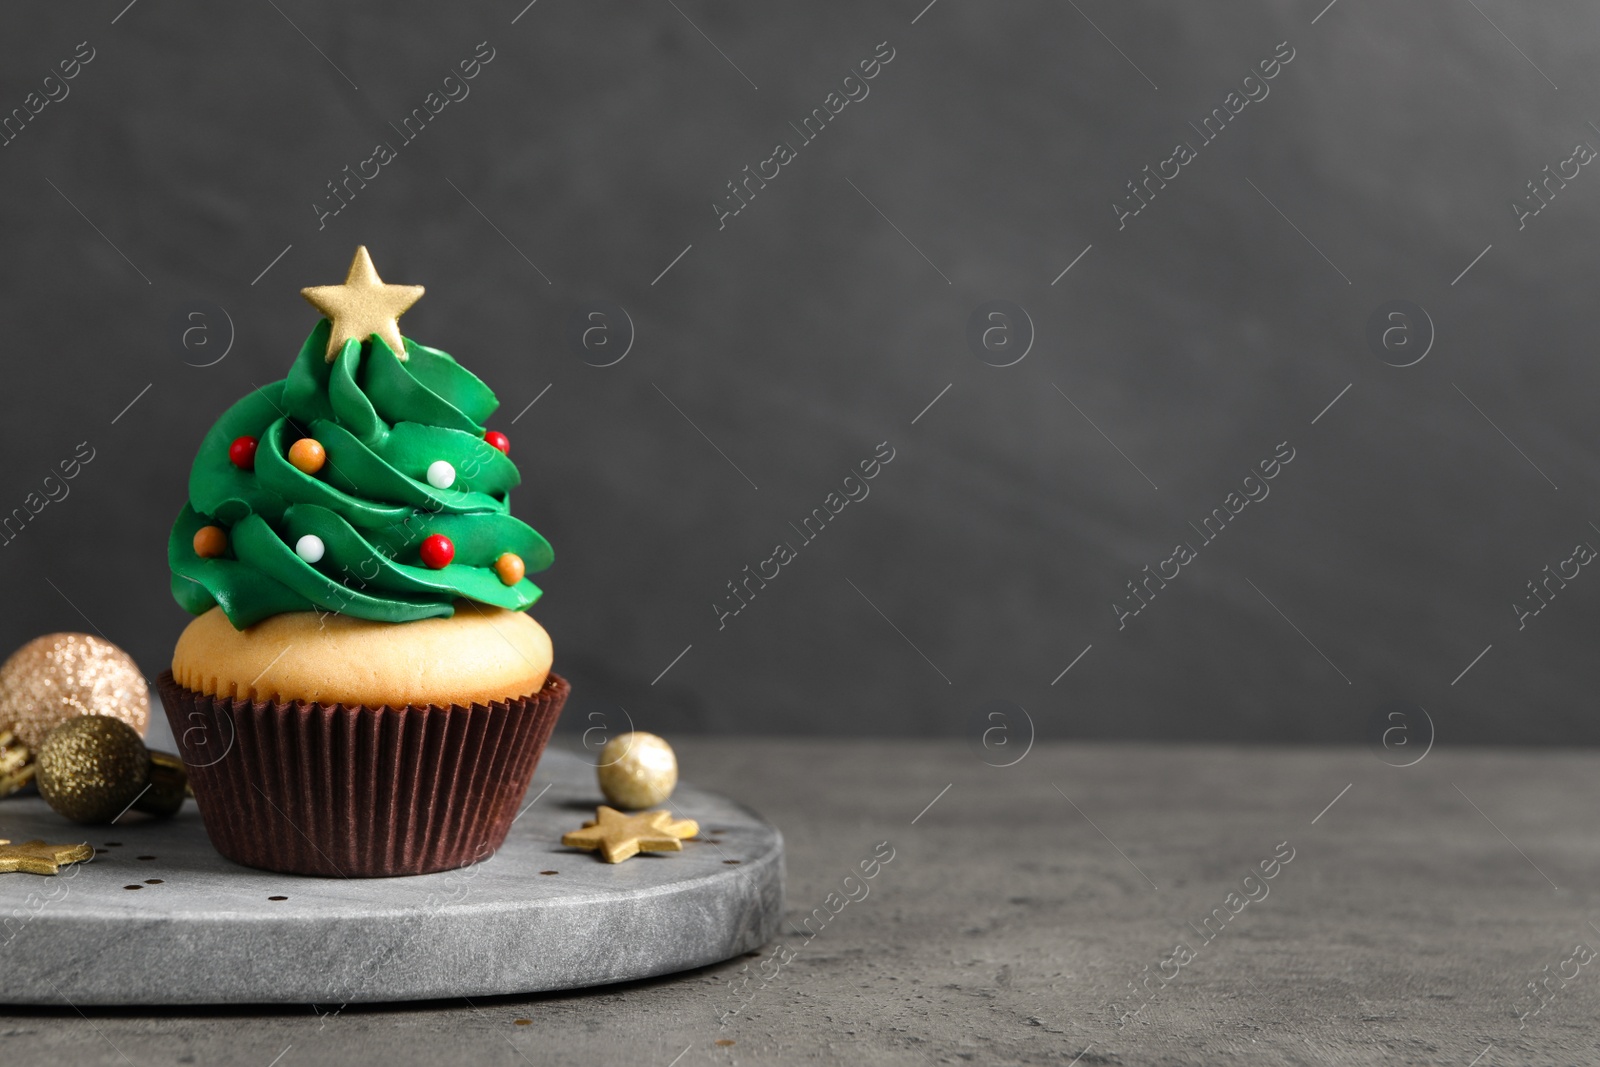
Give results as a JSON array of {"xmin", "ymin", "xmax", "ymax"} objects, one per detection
[
  {"xmin": 0, "ymin": 633, "xmax": 148, "ymax": 748},
  {"xmin": 596, "ymin": 731, "xmax": 678, "ymax": 810},
  {"xmin": 288, "ymin": 437, "xmax": 327, "ymax": 474},
  {"xmin": 36, "ymin": 715, "xmax": 150, "ymax": 824}
]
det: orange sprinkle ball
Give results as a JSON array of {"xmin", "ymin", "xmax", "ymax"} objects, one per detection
[
  {"xmin": 192, "ymin": 525, "xmax": 228, "ymax": 559},
  {"xmin": 494, "ymin": 552, "xmax": 525, "ymax": 586},
  {"xmin": 288, "ymin": 438, "xmax": 326, "ymax": 475}
]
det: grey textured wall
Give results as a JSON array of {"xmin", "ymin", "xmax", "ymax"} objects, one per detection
[{"xmin": 1, "ymin": 1, "xmax": 1597, "ymax": 743}]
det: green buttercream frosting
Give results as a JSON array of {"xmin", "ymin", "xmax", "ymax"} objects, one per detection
[{"xmin": 169, "ymin": 319, "xmax": 552, "ymax": 628}]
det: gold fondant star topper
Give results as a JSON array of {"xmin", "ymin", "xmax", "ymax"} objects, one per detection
[
  {"xmin": 562, "ymin": 806, "xmax": 698, "ymax": 863},
  {"xmin": 0, "ymin": 838, "xmax": 93, "ymax": 875},
  {"xmin": 301, "ymin": 246, "xmax": 425, "ymax": 363}
]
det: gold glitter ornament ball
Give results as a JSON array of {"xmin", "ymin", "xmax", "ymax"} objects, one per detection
[
  {"xmin": 36, "ymin": 715, "xmax": 150, "ymax": 824},
  {"xmin": 596, "ymin": 731, "xmax": 678, "ymax": 810},
  {"xmin": 0, "ymin": 633, "xmax": 148, "ymax": 747}
]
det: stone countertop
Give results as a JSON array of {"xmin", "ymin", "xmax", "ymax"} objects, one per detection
[{"xmin": 3, "ymin": 738, "xmax": 1597, "ymax": 1066}]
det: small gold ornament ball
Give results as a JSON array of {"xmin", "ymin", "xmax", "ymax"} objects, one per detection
[
  {"xmin": 0, "ymin": 633, "xmax": 148, "ymax": 747},
  {"xmin": 36, "ymin": 715, "xmax": 150, "ymax": 824},
  {"xmin": 596, "ymin": 731, "xmax": 678, "ymax": 810}
]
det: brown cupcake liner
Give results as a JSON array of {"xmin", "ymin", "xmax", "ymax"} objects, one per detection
[{"xmin": 157, "ymin": 670, "xmax": 568, "ymax": 878}]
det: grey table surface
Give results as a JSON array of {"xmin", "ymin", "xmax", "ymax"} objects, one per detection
[
  {"xmin": 0, "ymin": 747, "xmax": 784, "ymax": 1006},
  {"xmin": 3, "ymin": 737, "xmax": 1598, "ymax": 1066}
]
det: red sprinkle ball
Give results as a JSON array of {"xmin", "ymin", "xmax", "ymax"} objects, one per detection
[
  {"xmin": 485, "ymin": 430, "xmax": 510, "ymax": 456},
  {"xmin": 419, "ymin": 534, "xmax": 455, "ymax": 570},
  {"xmin": 228, "ymin": 435, "xmax": 259, "ymax": 471}
]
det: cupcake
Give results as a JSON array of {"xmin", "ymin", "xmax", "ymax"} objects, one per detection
[{"xmin": 158, "ymin": 246, "xmax": 567, "ymax": 877}]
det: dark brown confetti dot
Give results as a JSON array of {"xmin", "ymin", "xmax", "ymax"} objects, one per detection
[
  {"xmin": 513, "ymin": 1019, "xmax": 532, "ymax": 1026},
  {"xmin": 268, "ymin": 895, "xmax": 288, "ymax": 901},
  {"xmin": 123, "ymin": 884, "xmax": 142, "ymax": 890},
  {"xmin": 104, "ymin": 842, "xmax": 122, "ymax": 847},
  {"xmin": 144, "ymin": 879, "xmax": 163, "ymax": 885},
  {"xmin": 722, "ymin": 860, "xmax": 741, "ymax": 865},
  {"xmin": 137, "ymin": 855, "xmax": 156, "ymax": 861},
  {"xmin": 539, "ymin": 870, "xmax": 559, "ymax": 876}
]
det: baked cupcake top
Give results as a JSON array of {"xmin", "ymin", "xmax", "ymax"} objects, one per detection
[
  {"xmin": 171, "ymin": 604, "xmax": 552, "ymax": 706},
  {"xmin": 168, "ymin": 247, "xmax": 552, "ymax": 630}
]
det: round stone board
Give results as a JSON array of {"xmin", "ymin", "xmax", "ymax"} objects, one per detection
[{"xmin": 0, "ymin": 729, "xmax": 784, "ymax": 1006}]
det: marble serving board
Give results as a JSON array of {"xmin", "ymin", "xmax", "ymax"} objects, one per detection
[{"xmin": 0, "ymin": 716, "xmax": 784, "ymax": 1006}]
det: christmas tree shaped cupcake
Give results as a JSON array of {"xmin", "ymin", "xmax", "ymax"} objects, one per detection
[{"xmin": 159, "ymin": 247, "xmax": 567, "ymax": 877}]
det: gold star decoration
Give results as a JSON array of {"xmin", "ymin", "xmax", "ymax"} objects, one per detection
[
  {"xmin": 561, "ymin": 806, "xmax": 699, "ymax": 863},
  {"xmin": 0, "ymin": 838, "xmax": 93, "ymax": 875},
  {"xmin": 301, "ymin": 245, "xmax": 425, "ymax": 363}
]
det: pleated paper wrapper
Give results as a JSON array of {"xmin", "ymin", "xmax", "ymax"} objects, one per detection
[{"xmin": 157, "ymin": 670, "xmax": 569, "ymax": 877}]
